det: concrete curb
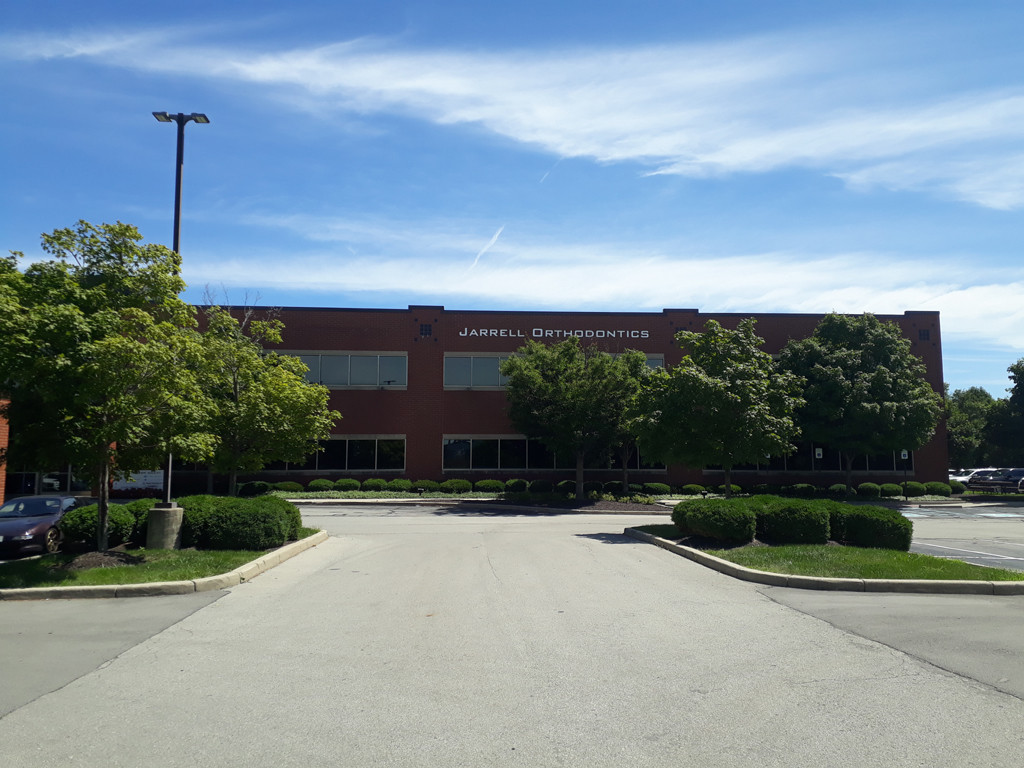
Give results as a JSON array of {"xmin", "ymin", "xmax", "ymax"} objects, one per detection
[
  {"xmin": 0, "ymin": 530, "xmax": 330, "ymax": 601},
  {"xmin": 624, "ymin": 527, "xmax": 1024, "ymax": 595}
]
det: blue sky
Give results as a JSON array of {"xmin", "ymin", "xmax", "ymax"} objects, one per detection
[{"xmin": 3, "ymin": 1, "xmax": 1024, "ymax": 396}]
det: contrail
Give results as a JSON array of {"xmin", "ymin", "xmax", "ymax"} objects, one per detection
[{"xmin": 470, "ymin": 225, "xmax": 504, "ymax": 269}]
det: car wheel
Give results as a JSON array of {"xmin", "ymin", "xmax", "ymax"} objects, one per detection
[{"xmin": 44, "ymin": 527, "xmax": 61, "ymax": 554}]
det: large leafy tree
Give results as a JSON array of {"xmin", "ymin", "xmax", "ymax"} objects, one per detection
[
  {"xmin": 500, "ymin": 338, "xmax": 648, "ymax": 500},
  {"xmin": 945, "ymin": 385, "xmax": 996, "ymax": 468},
  {"xmin": 199, "ymin": 306, "xmax": 340, "ymax": 495},
  {"xmin": 0, "ymin": 221, "xmax": 212, "ymax": 549},
  {"xmin": 637, "ymin": 318, "xmax": 804, "ymax": 496},
  {"xmin": 982, "ymin": 359, "xmax": 1024, "ymax": 466},
  {"xmin": 779, "ymin": 313, "xmax": 943, "ymax": 489}
]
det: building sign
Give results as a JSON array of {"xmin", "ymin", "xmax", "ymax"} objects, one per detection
[{"xmin": 459, "ymin": 327, "xmax": 650, "ymax": 339}]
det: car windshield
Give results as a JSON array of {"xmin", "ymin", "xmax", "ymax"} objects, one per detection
[{"xmin": 0, "ymin": 497, "xmax": 63, "ymax": 517}]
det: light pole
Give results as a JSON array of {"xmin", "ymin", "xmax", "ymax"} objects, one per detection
[{"xmin": 153, "ymin": 111, "xmax": 209, "ymax": 506}]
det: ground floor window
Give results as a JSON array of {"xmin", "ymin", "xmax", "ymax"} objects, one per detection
[
  {"xmin": 244, "ymin": 437, "xmax": 406, "ymax": 473},
  {"xmin": 442, "ymin": 436, "xmax": 664, "ymax": 471},
  {"xmin": 706, "ymin": 444, "xmax": 914, "ymax": 474}
]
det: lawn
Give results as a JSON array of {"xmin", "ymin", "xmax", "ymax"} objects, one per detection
[
  {"xmin": 634, "ymin": 524, "xmax": 1024, "ymax": 581},
  {"xmin": 0, "ymin": 549, "xmax": 263, "ymax": 589}
]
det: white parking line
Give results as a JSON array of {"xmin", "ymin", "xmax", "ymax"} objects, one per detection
[{"xmin": 918, "ymin": 542, "xmax": 1024, "ymax": 561}]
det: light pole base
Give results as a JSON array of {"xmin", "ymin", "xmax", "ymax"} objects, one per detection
[{"xmin": 147, "ymin": 503, "xmax": 184, "ymax": 550}]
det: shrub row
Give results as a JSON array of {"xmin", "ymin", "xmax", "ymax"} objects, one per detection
[
  {"xmin": 670, "ymin": 496, "xmax": 912, "ymax": 550},
  {"xmin": 61, "ymin": 496, "xmax": 303, "ymax": 552},
  {"xmin": 237, "ymin": 478, "xmax": 678, "ymax": 496}
]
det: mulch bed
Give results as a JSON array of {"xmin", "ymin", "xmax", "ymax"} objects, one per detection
[{"xmin": 62, "ymin": 550, "xmax": 145, "ymax": 571}]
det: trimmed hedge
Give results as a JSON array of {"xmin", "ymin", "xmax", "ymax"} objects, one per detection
[
  {"xmin": 839, "ymin": 505, "xmax": 913, "ymax": 551},
  {"xmin": 440, "ymin": 478, "xmax": 472, "ymax": 494},
  {"xmin": 307, "ymin": 479, "xmax": 335, "ymax": 492},
  {"xmin": 678, "ymin": 484, "xmax": 705, "ymax": 496},
  {"xmin": 950, "ymin": 479, "xmax": 965, "ymax": 495},
  {"xmin": 361, "ymin": 478, "xmax": 387, "ymax": 492},
  {"xmin": 505, "ymin": 479, "xmax": 529, "ymax": 493},
  {"xmin": 901, "ymin": 481, "xmax": 926, "ymax": 498},
  {"xmin": 717, "ymin": 484, "xmax": 743, "ymax": 496},
  {"xmin": 879, "ymin": 483, "xmax": 902, "ymax": 498},
  {"xmin": 685, "ymin": 499, "xmax": 755, "ymax": 545},
  {"xmin": 826, "ymin": 484, "xmax": 850, "ymax": 500},
  {"xmin": 529, "ymin": 479, "xmax": 554, "ymax": 494},
  {"xmin": 386, "ymin": 478, "xmax": 413, "ymax": 492},
  {"xmin": 786, "ymin": 483, "xmax": 817, "ymax": 498},
  {"xmin": 60, "ymin": 502, "xmax": 136, "ymax": 551},
  {"xmin": 412, "ymin": 479, "xmax": 440, "ymax": 492},
  {"xmin": 556, "ymin": 480, "xmax": 576, "ymax": 495},
  {"xmin": 856, "ymin": 482, "xmax": 881, "ymax": 499},
  {"xmin": 334, "ymin": 478, "xmax": 361, "ymax": 491},
  {"xmin": 755, "ymin": 499, "xmax": 830, "ymax": 545},
  {"xmin": 272, "ymin": 481, "xmax": 304, "ymax": 493},
  {"xmin": 474, "ymin": 479, "xmax": 505, "ymax": 493},
  {"xmin": 237, "ymin": 481, "xmax": 271, "ymax": 497},
  {"xmin": 603, "ymin": 481, "xmax": 624, "ymax": 494},
  {"xmin": 924, "ymin": 481, "xmax": 952, "ymax": 497},
  {"xmin": 177, "ymin": 495, "xmax": 300, "ymax": 550},
  {"xmin": 643, "ymin": 482, "xmax": 671, "ymax": 495},
  {"xmin": 122, "ymin": 498, "xmax": 161, "ymax": 546},
  {"xmin": 583, "ymin": 481, "xmax": 604, "ymax": 494}
]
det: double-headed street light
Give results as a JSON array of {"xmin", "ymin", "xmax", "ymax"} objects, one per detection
[{"xmin": 152, "ymin": 111, "xmax": 210, "ymax": 508}]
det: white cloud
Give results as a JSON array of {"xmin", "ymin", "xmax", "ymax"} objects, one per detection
[{"xmin": 9, "ymin": 24, "xmax": 1024, "ymax": 208}]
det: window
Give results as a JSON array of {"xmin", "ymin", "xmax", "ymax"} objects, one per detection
[
  {"xmin": 443, "ymin": 355, "xmax": 509, "ymax": 388},
  {"xmin": 442, "ymin": 436, "xmax": 664, "ymax": 471},
  {"xmin": 293, "ymin": 353, "xmax": 407, "ymax": 387},
  {"xmin": 263, "ymin": 437, "xmax": 406, "ymax": 472},
  {"xmin": 918, "ymin": 329, "xmax": 930, "ymax": 341}
]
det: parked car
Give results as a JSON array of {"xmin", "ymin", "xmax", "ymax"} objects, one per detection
[
  {"xmin": 0, "ymin": 495, "xmax": 98, "ymax": 558},
  {"xmin": 965, "ymin": 468, "xmax": 1002, "ymax": 487},
  {"xmin": 968, "ymin": 468, "xmax": 1024, "ymax": 494}
]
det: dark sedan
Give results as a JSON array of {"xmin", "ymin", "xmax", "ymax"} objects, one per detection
[{"xmin": 0, "ymin": 495, "xmax": 97, "ymax": 558}]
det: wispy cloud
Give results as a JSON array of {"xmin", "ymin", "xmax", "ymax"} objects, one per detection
[
  {"xmin": 8, "ymin": 23, "xmax": 1024, "ymax": 208},
  {"xmin": 470, "ymin": 225, "xmax": 504, "ymax": 269}
]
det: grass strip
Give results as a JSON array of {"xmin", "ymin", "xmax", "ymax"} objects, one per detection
[{"xmin": 0, "ymin": 549, "xmax": 262, "ymax": 589}]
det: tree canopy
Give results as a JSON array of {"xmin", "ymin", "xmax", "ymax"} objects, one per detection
[
  {"xmin": 0, "ymin": 221, "xmax": 210, "ymax": 549},
  {"xmin": 500, "ymin": 338, "xmax": 649, "ymax": 499},
  {"xmin": 637, "ymin": 318, "xmax": 804, "ymax": 496},
  {"xmin": 945, "ymin": 385, "xmax": 996, "ymax": 468},
  {"xmin": 779, "ymin": 313, "xmax": 942, "ymax": 488}
]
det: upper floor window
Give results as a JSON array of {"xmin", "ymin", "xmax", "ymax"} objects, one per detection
[
  {"xmin": 295, "ymin": 353, "xmax": 407, "ymax": 388},
  {"xmin": 444, "ymin": 355, "xmax": 510, "ymax": 388}
]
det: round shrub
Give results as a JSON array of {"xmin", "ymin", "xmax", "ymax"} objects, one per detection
[
  {"xmin": 204, "ymin": 498, "xmax": 290, "ymax": 550},
  {"xmin": 787, "ymin": 483, "xmax": 817, "ymax": 498},
  {"xmin": 671, "ymin": 500, "xmax": 700, "ymax": 535},
  {"xmin": 685, "ymin": 499, "xmax": 755, "ymax": 544},
  {"xmin": 386, "ymin": 478, "xmax": 413, "ymax": 492},
  {"xmin": 879, "ymin": 483, "xmax": 903, "ymax": 498},
  {"xmin": 474, "ymin": 479, "xmax": 505, "ymax": 493},
  {"xmin": 856, "ymin": 482, "xmax": 881, "ymax": 499},
  {"xmin": 504, "ymin": 479, "xmax": 529, "ymax": 493},
  {"xmin": 950, "ymin": 479, "xmax": 966, "ymax": 495},
  {"xmin": 360, "ymin": 478, "xmax": 387, "ymax": 492},
  {"xmin": 678, "ymin": 484, "xmax": 705, "ymax": 496},
  {"xmin": 307, "ymin": 479, "xmax": 335, "ymax": 492},
  {"xmin": 755, "ymin": 499, "xmax": 830, "ymax": 545},
  {"xmin": 583, "ymin": 481, "xmax": 604, "ymax": 495},
  {"xmin": 643, "ymin": 482, "xmax": 671, "ymax": 496},
  {"xmin": 272, "ymin": 481, "xmax": 304, "ymax": 493},
  {"xmin": 250, "ymin": 495, "xmax": 303, "ymax": 540},
  {"xmin": 556, "ymin": 480, "xmax": 576, "ymax": 496},
  {"xmin": 529, "ymin": 479, "xmax": 554, "ymax": 494},
  {"xmin": 924, "ymin": 481, "xmax": 952, "ymax": 497},
  {"xmin": 334, "ymin": 478, "xmax": 361, "ymax": 491},
  {"xmin": 237, "ymin": 481, "xmax": 271, "ymax": 497},
  {"xmin": 826, "ymin": 483, "xmax": 850, "ymax": 500},
  {"xmin": 60, "ymin": 502, "xmax": 135, "ymax": 551},
  {"xmin": 901, "ymin": 481, "xmax": 927, "ymax": 498},
  {"xmin": 121, "ymin": 497, "xmax": 161, "ymax": 546},
  {"xmin": 412, "ymin": 479, "xmax": 440, "ymax": 493},
  {"xmin": 440, "ymin": 478, "xmax": 472, "ymax": 494},
  {"xmin": 178, "ymin": 495, "xmax": 221, "ymax": 548},
  {"xmin": 717, "ymin": 484, "xmax": 742, "ymax": 496},
  {"xmin": 603, "ymin": 481, "xmax": 624, "ymax": 494}
]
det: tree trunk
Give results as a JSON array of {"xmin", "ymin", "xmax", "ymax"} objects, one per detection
[
  {"xmin": 96, "ymin": 460, "xmax": 110, "ymax": 552},
  {"xmin": 228, "ymin": 469, "xmax": 238, "ymax": 497},
  {"xmin": 575, "ymin": 451, "xmax": 585, "ymax": 501},
  {"xmin": 619, "ymin": 443, "xmax": 635, "ymax": 495},
  {"xmin": 723, "ymin": 466, "xmax": 733, "ymax": 498},
  {"xmin": 206, "ymin": 468, "xmax": 214, "ymax": 495}
]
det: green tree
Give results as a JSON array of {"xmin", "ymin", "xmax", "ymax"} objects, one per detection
[
  {"xmin": 0, "ymin": 221, "xmax": 211, "ymax": 549},
  {"xmin": 637, "ymin": 318, "xmax": 804, "ymax": 496},
  {"xmin": 779, "ymin": 313, "xmax": 943, "ymax": 489},
  {"xmin": 199, "ymin": 306, "xmax": 340, "ymax": 495},
  {"xmin": 500, "ymin": 338, "xmax": 649, "ymax": 500},
  {"xmin": 945, "ymin": 385, "xmax": 995, "ymax": 468},
  {"xmin": 982, "ymin": 359, "xmax": 1024, "ymax": 466}
]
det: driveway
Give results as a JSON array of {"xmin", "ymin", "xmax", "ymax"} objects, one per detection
[{"xmin": 0, "ymin": 505, "xmax": 1021, "ymax": 767}]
